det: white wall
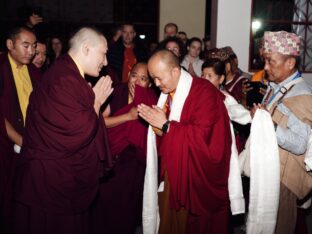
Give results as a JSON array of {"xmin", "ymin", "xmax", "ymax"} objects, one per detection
[
  {"xmin": 214, "ymin": 0, "xmax": 252, "ymax": 72},
  {"xmin": 159, "ymin": 0, "xmax": 206, "ymax": 40}
]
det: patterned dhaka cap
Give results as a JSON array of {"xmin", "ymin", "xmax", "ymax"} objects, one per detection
[
  {"xmin": 210, "ymin": 48, "xmax": 230, "ymax": 62},
  {"xmin": 223, "ymin": 46, "xmax": 235, "ymax": 57},
  {"xmin": 263, "ymin": 31, "xmax": 300, "ymax": 56}
]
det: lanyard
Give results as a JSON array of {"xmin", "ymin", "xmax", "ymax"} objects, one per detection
[{"xmin": 266, "ymin": 72, "xmax": 301, "ymax": 105}]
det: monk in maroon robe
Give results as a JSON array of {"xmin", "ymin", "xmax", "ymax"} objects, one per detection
[
  {"xmin": 13, "ymin": 27, "xmax": 114, "ymax": 234},
  {"xmin": 138, "ymin": 50, "xmax": 232, "ymax": 234},
  {"xmin": 91, "ymin": 63, "xmax": 158, "ymax": 234},
  {"xmin": 0, "ymin": 26, "xmax": 41, "ymax": 233}
]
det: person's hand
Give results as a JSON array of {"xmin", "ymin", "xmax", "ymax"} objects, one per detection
[
  {"xmin": 137, "ymin": 104, "xmax": 167, "ymax": 129},
  {"xmin": 93, "ymin": 76, "xmax": 113, "ymax": 114},
  {"xmin": 259, "ymin": 86, "xmax": 267, "ymax": 96},
  {"xmin": 250, "ymin": 103, "xmax": 266, "ymax": 119},
  {"xmin": 188, "ymin": 63, "xmax": 196, "ymax": 77},
  {"xmin": 128, "ymin": 82, "xmax": 135, "ymax": 99},
  {"xmin": 242, "ymin": 80, "xmax": 253, "ymax": 95},
  {"xmin": 127, "ymin": 107, "xmax": 138, "ymax": 120},
  {"xmin": 27, "ymin": 14, "xmax": 43, "ymax": 28},
  {"xmin": 113, "ymin": 29, "xmax": 122, "ymax": 42}
]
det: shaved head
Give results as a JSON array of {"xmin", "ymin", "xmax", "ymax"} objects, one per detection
[
  {"xmin": 69, "ymin": 27, "xmax": 106, "ymax": 51},
  {"xmin": 68, "ymin": 27, "xmax": 108, "ymax": 77},
  {"xmin": 147, "ymin": 50, "xmax": 181, "ymax": 93},
  {"xmin": 148, "ymin": 49, "xmax": 180, "ymax": 70}
]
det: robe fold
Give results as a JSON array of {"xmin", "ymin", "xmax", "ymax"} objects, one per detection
[
  {"xmin": 108, "ymin": 84, "xmax": 158, "ymax": 157},
  {"xmin": 91, "ymin": 84, "xmax": 157, "ymax": 234},
  {"xmin": 159, "ymin": 78, "xmax": 232, "ymax": 216},
  {"xmin": 0, "ymin": 52, "xmax": 41, "ymax": 233},
  {"xmin": 13, "ymin": 54, "xmax": 113, "ymax": 233},
  {"xmin": 143, "ymin": 70, "xmax": 232, "ymax": 234}
]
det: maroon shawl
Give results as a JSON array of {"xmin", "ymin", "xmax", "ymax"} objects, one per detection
[
  {"xmin": 108, "ymin": 84, "xmax": 158, "ymax": 157},
  {"xmin": 0, "ymin": 52, "xmax": 41, "ymax": 216},
  {"xmin": 159, "ymin": 78, "xmax": 232, "ymax": 215}
]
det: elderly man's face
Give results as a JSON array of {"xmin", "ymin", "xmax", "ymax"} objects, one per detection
[
  {"xmin": 148, "ymin": 57, "xmax": 179, "ymax": 94},
  {"xmin": 263, "ymin": 52, "xmax": 295, "ymax": 84},
  {"xmin": 7, "ymin": 29, "xmax": 37, "ymax": 67},
  {"xmin": 128, "ymin": 63, "xmax": 150, "ymax": 88}
]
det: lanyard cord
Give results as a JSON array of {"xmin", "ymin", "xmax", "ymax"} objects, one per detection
[{"xmin": 266, "ymin": 72, "xmax": 301, "ymax": 105}]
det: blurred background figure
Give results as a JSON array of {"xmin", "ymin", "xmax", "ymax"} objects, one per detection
[
  {"xmin": 107, "ymin": 23, "xmax": 148, "ymax": 86},
  {"xmin": 47, "ymin": 35, "xmax": 65, "ymax": 67},
  {"xmin": 160, "ymin": 36, "xmax": 184, "ymax": 62},
  {"xmin": 181, "ymin": 37, "xmax": 204, "ymax": 77},
  {"xmin": 177, "ymin": 31, "xmax": 188, "ymax": 45},
  {"xmin": 163, "ymin": 22, "xmax": 178, "ymax": 39}
]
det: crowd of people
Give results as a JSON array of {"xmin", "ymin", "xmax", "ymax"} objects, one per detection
[{"xmin": 0, "ymin": 12, "xmax": 312, "ymax": 234}]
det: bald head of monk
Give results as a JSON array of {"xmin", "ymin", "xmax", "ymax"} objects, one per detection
[
  {"xmin": 68, "ymin": 27, "xmax": 108, "ymax": 77},
  {"xmin": 147, "ymin": 49, "xmax": 181, "ymax": 94}
]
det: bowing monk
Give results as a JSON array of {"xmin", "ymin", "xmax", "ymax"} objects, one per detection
[
  {"xmin": 90, "ymin": 62, "xmax": 158, "ymax": 234},
  {"xmin": 13, "ymin": 27, "xmax": 114, "ymax": 234},
  {"xmin": 138, "ymin": 50, "xmax": 232, "ymax": 234}
]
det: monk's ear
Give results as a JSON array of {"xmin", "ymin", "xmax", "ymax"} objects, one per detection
[
  {"xmin": 171, "ymin": 66, "xmax": 180, "ymax": 78},
  {"xmin": 6, "ymin": 39, "xmax": 14, "ymax": 51},
  {"xmin": 82, "ymin": 43, "xmax": 89, "ymax": 56}
]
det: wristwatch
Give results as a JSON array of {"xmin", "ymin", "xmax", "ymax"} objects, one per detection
[{"xmin": 161, "ymin": 120, "xmax": 171, "ymax": 134}]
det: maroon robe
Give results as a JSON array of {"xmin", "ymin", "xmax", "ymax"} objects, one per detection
[
  {"xmin": 224, "ymin": 72, "xmax": 250, "ymax": 153},
  {"xmin": 224, "ymin": 72, "xmax": 248, "ymax": 103},
  {"xmin": 0, "ymin": 52, "xmax": 41, "ymax": 233},
  {"xmin": 108, "ymin": 84, "xmax": 158, "ymax": 157},
  {"xmin": 91, "ymin": 84, "xmax": 157, "ymax": 234},
  {"xmin": 159, "ymin": 78, "xmax": 232, "ymax": 234},
  {"xmin": 13, "ymin": 54, "xmax": 112, "ymax": 234}
]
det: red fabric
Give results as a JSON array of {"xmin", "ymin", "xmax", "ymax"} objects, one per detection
[
  {"xmin": 14, "ymin": 54, "xmax": 113, "ymax": 216},
  {"xmin": 90, "ymin": 85, "xmax": 157, "ymax": 234},
  {"xmin": 186, "ymin": 202, "xmax": 229, "ymax": 234},
  {"xmin": 122, "ymin": 47, "xmax": 137, "ymax": 83},
  {"xmin": 107, "ymin": 84, "xmax": 158, "ymax": 157},
  {"xmin": 0, "ymin": 52, "xmax": 41, "ymax": 232},
  {"xmin": 159, "ymin": 78, "xmax": 232, "ymax": 216},
  {"xmin": 224, "ymin": 73, "xmax": 248, "ymax": 103}
]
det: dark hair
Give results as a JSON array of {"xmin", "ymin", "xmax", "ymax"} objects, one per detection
[
  {"xmin": 7, "ymin": 26, "xmax": 35, "ymax": 42},
  {"xmin": 122, "ymin": 22, "xmax": 136, "ymax": 32},
  {"xmin": 178, "ymin": 31, "xmax": 187, "ymax": 36},
  {"xmin": 187, "ymin": 37, "xmax": 202, "ymax": 47},
  {"xmin": 202, "ymin": 58, "xmax": 226, "ymax": 78},
  {"xmin": 164, "ymin": 23, "xmax": 178, "ymax": 32},
  {"xmin": 162, "ymin": 36, "xmax": 183, "ymax": 51},
  {"xmin": 203, "ymin": 36, "xmax": 211, "ymax": 42}
]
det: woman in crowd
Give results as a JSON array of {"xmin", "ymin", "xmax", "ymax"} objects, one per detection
[{"xmin": 181, "ymin": 37, "xmax": 204, "ymax": 77}]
